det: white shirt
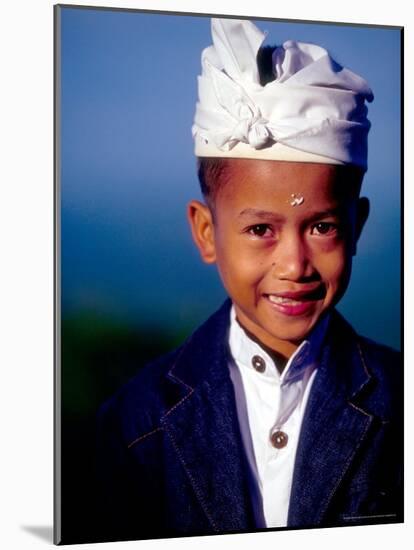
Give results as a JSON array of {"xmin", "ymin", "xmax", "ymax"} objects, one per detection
[{"xmin": 227, "ymin": 305, "xmax": 329, "ymax": 528}]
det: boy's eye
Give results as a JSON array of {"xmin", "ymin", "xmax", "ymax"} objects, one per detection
[
  {"xmin": 310, "ymin": 222, "xmax": 338, "ymax": 236},
  {"xmin": 248, "ymin": 224, "xmax": 273, "ymax": 237}
]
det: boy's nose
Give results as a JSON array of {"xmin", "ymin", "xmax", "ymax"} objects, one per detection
[{"xmin": 271, "ymin": 233, "xmax": 313, "ymax": 281}]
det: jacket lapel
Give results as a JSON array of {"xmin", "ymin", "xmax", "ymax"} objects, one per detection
[
  {"xmin": 160, "ymin": 299, "xmax": 257, "ymax": 533},
  {"xmin": 288, "ymin": 312, "xmax": 374, "ymax": 527}
]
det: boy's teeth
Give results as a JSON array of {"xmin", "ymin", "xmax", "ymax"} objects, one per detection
[{"xmin": 268, "ymin": 294, "xmax": 301, "ymax": 305}]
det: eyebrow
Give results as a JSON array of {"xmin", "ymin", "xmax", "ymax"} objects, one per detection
[
  {"xmin": 237, "ymin": 208, "xmax": 286, "ymax": 222},
  {"xmin": 237, "ymin": 207, "xmax": 344, "ymax": 223}
]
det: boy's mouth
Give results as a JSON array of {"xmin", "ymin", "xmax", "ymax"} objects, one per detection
[
  {"xmin": 263, "ymin": 287, "xmax": 325, "ymax": 316},
  {"xmin": 267, "ymin": 295, "xmax": 304, "ymax": 306},
  {"xmin": 264, "ymin": 286, "xmax": 325, "ymax": 302}
]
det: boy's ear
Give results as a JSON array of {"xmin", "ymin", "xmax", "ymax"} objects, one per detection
[
  {"xmin": 352, "ymin": 196, "xmax": 370, "ymax": 256},
  {"xmin": 187, "ymin": 200, "xmax": 217, "ymax": 264}
]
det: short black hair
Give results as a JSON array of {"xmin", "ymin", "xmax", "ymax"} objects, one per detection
[
  {"xmin": 197, "ymin": 157, "xmax": 365, "ymax": 211},
  {"xmin": 196, "ymin": 157, "xmax": 231, "ymax": 211}
]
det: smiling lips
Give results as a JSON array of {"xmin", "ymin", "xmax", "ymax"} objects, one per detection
[{"xmin": 264, "ymin": 287, "xmax": 325, "ymax": 317}]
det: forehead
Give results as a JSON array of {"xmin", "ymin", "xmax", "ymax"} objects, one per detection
[{"xmin": 215, "ymin": 159, "xmax": 358, "ymax": 214}]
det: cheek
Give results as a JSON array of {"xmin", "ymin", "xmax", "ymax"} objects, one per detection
[
  {"xmin": 215, "ymin": 240, "xmax": 267, "ymax": 290},
  {"xmin": 312, "ymin": 244, "xmax": 350, "ymax": 289},
  {"xmin": 222, "ymin": 253, "xmax": 263, "ymax": 286}
]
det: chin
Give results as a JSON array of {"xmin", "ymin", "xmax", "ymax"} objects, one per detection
[
  {"xmin": 269, "ymin": 327, "xmax": 313, "ymax": 344},
  {"xmin": 262, "ymin": 314, "xmax": 322, "ymax": 342}
]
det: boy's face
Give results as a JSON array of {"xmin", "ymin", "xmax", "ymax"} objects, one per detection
[{"xmin": 188, "ymin": 159, "xmax": 369, "ymax": 356}]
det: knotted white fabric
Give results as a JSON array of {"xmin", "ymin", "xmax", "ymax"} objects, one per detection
[{"xmin": 192, "ymin": 18, "xmax": 374, "ymax": 169}]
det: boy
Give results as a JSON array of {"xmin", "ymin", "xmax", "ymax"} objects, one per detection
[{"xmin": 96, "ymin": 18, "xmax": 402, "ymax": 541}]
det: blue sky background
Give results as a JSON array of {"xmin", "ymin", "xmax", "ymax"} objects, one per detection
[{"xmin": 59, "ymin": 7, "xmax": 401, "ymax": 349}]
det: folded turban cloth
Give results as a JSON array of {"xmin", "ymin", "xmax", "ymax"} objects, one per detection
[{"xmin": 192, "ymin": 18, "xmax": 374, "ymax": 169}]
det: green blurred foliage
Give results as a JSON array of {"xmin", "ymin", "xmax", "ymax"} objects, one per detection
[{"xmin": 61, "ymin": 310, "xmax": 193, "ymax": 418}]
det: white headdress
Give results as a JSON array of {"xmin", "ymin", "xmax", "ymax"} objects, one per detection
[{"xmin": 192, "ymin": 18, "xmax": 374, "ymax": 169}]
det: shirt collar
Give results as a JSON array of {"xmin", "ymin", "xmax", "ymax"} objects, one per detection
[{"xmin": 228, "ymin": 304, "xmax": 330, "ymax": 385}]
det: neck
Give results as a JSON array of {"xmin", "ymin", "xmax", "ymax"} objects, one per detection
[{"xmin": 235, "ymin": 318, "xmax": 298, "ymax": 374}]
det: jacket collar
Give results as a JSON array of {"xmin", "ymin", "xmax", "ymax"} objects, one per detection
[
  {"xmin": 165, "ymin": 300, "xmax": 373, "ymax": 406},
  {"xmin": 166, "ymin": 298, "xmax": 233, "ymax": 390}
]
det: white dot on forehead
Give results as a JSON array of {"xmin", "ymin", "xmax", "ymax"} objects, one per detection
[{"xmin": 289, "ymin": 193, "xmax": 304, "ymax": 206}]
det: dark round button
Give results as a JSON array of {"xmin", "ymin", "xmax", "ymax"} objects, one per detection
[
  {"xmin": 251, "ymin": 355, "xmax": 266, "ymax": 373},
  {"xmin": 271, "ymin": 430, "xmax": 288, "ymax": 449}
]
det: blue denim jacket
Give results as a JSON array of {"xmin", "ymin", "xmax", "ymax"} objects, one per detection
[{"xmin": 95, "ymin": 298, "xmax": 402, "ymax": 542}]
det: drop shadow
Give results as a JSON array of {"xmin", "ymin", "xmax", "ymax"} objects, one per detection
[{"xmin": 21, "ymin": 525, "xmax": 54, "ymax": 543}]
